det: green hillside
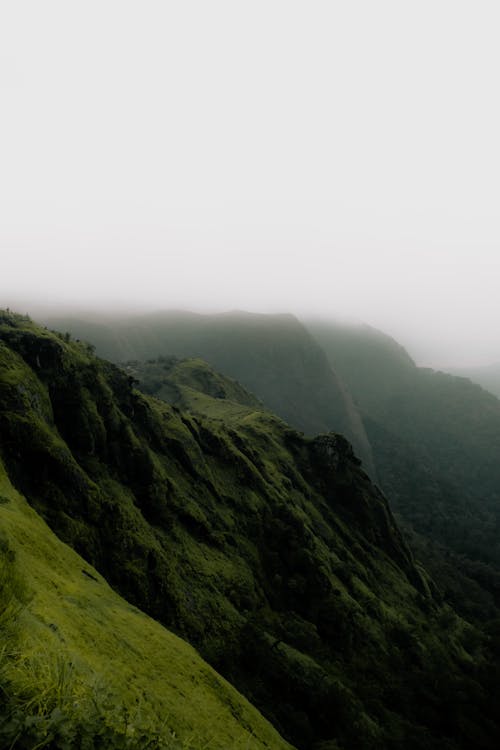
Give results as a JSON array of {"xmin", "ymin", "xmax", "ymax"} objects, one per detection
[
  {"xmin": 0, "ymin": 459, "xmax": 292, "ymax": 750},
  {"xmin": 128, "ymin": 355, "xmax": 500, "ymax": 624},
  {"xmin": 125, "ymin": 356, "xmax": 264, "ymax": 415},
  {"xmin": 1, "ymin": 311, "xmax": 500, "ymax": 749},
  {"xmin": 43, "ymin": 310, "xmax": 375, "ymax": 475}
]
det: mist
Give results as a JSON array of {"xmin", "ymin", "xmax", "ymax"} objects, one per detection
[{"xmin": 1, "ymin": 1, "xmax": 499, "ymax": 368}]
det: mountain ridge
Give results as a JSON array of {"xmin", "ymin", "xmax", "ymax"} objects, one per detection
[{"xmin": 43, "ymin": 309, "xmax": 376, "ymax": 475}]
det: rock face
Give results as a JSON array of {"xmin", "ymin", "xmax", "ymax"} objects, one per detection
[
  {"xmin": 1, "ymin": 311, "xmax": 500, "ymax": 750},
  {"xmin": 309, "ymin": 434, "xmax": 412, "ymax": 572}
]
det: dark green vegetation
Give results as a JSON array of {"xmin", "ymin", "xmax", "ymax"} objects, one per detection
[
  {"xmin": 44, "ymin": 310, "xmax": 374, "ymax": 474},
  {"xmin": 51, "ymin": 311, "xmax": 500, "ymax": 568},
  {"xmin": 2, "ymin": 311, "xmax": 500, "ymax": 749},
  {"xmin": 0, "ymin": 316, "xmax": 293, "ymax": 750},
  {"xmin": 0, "ymin": 465, "xmax": 292, "ymax": 750},
  {"xmin": 307, "ymin": 321, "xmax": 500, "ymax": 611},
  {"xmin": 306, "ymin": 321, "xmax": 416, "ymax": 418},
  {"xmin": 126, "ymin": 355, "xmax": 264, "ymax": 413},
  {"xmin": 44, "ymin": 312, "xmax": 500, "ymax": 615}
]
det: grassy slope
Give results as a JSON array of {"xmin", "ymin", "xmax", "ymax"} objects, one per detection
[
  {"xmin": 0, "ymin": 458, "xmax": 293, "ymax": 750},
  {"xmin": 125, "ymin": 356, "xmax": 264, "ymax": 414},
  {"xmin": 1, "ymin": 312, "xmax": 500, "ymax": 749},
  {"xmin": 43, "ymin": 310, "xmax": 375, "ymax": 475}
]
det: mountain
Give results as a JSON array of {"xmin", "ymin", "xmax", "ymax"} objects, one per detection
[
  {"xmin": 306, "ymin": 320, "xmax": 500, "ymax": 572},
  {"xmin": 446, "ymin": 362, "xmax": 500, "ymax": 400},
  {"xmin": 2, "ymin": 310, "xmax": 499, "ymax": 749},
  {"xmin": 43, "ymin": 310, "xmax": 375, "ymax": 475},
  {"xmin": 125, "ymin": 354, "xmax": 500, "ymax": 624}
]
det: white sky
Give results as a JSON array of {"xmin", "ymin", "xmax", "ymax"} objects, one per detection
[{"xmin": 1, "ymin": 0, "xmax": 499, "ymax": 366}]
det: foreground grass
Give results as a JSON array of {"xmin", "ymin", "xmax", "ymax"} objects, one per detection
[{"xmin": 0, "ymin": 459, "xmax": 293, "ymax": 750}]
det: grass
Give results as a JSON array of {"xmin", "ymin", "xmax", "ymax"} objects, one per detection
[{"xmin": 0, "ymin": 458, "xmax": 293, "ymax": 750}]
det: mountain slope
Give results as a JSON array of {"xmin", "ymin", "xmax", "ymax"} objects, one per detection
[
  {"xmin": 131, "ymin": 356, "xmax": 500, "ymax": 623},
  {"xmin": 1, "ymin": 311, "xmax": 500, "ymax": 749},
  {"xmin": 307, "ymin": 320, "xmax": 500, "ymax": 570},
  {"xmin": 446, "ymin": 362, "xmax": 500, "ymax": 400},
  {"xmin": 43, "ymin": 310, "xmax": 375, "ymax": 474},
  {"xmin": 307, "ymin": 320, "xmax": 416, "ymax": 417},
  {"xmin": 0, "ymin": 457, "xmax": 292, "ymax": 750},
  {"xmin": 125, "ymin": 355, "xmax": 264, "ymax": 414}
]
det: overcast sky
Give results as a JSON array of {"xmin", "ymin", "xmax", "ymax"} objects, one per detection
[{"xmin": 1, "ymin": 1, "xmax": 499, "ymax": 366}]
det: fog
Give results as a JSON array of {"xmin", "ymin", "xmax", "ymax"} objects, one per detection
[{"xmin": 1, "ymin": 1, "xmax": 499, "ymax": 367}]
